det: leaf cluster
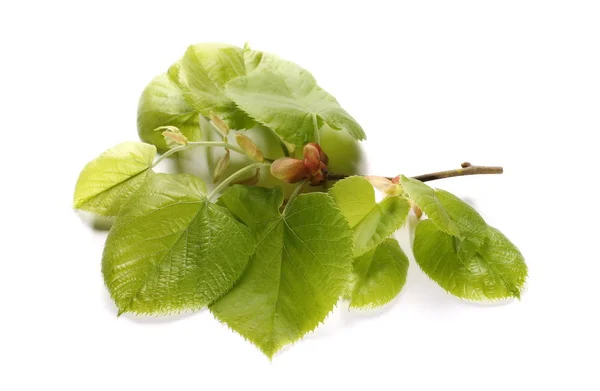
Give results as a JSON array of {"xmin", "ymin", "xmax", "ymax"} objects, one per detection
[{"xmin": 74, "ymin": 43, "xmax": 527, "ymax": 358}]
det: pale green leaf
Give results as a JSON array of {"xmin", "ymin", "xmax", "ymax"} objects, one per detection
[
  {"xmin": 175, "ymin": 44, "xmax": 255, "ymax": 130},
  {"xmin": 348, "ymin": 238, "xmax": 409, "ymax": 309},
  {"xmin": 74, "ymin": 142, "xmax": 156, "ymax": 216},
  {"xmin": 102, "ymin": 174, "xmax": 254, "ymax": 315},
  {"xmin": 400, "ymin": 176, "xmax": 490, "ymax": 259},
  {"xmin": 138, "ymin": 43, "xmax": 365, "ymax": 147},
  {"xmin": 137, "ymin": 72, "xmax": 201, "ymax": 151},
  {"xmin": 400, "ymin": 176, "xmax": 460, "ymax": 236},
  {"xmin": 413, "ymin": 220, "xmax": 528, "ymax": 301},
  {"xmin": 225, "ymin": 50, "xmax": 365, "ymax": 144},
  {"xmin": 329, "ymin": 176, "xmax": 410, "ymax": 256},
  {"xmin": 210, "ymin": 186, "xmax": 353, "ymax": 358}
]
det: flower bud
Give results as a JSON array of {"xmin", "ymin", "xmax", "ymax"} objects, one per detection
[
  {"xmin": 235, "ymin": 133, "xmax": 264, "ymax": 162},
  {"xmin": 270, "ymin": 157, "xmax": 309, "ymax": 183},
  {"xmin": 309, "ymin": 161, "xmax": 328, "ymax": 186},
  {"xmin": 305, "ymin": 142, "xmax": 328, "ymax": 164},
  {"xmin": 303, "ymin": 143, "xmax": 322, "ymax": 175}
]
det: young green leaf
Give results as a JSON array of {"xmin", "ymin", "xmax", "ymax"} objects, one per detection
[
  {"xmin": 225, "ymin": 67, "xmax": 365, "ymax": 145},
  {"xmin": 347, "ymin": 238, "xmax": 409, "ymax": 309},
  {"xmin": 329, "ymin": 176, "xmax": 410, "ymax": 256},
  {"xmin": 102, "ymin": 174, "xmax": 254, "ymax": 315},
  {"xmin": 413, "ymin": 220, "xmax": 527, "ymax": 301},
  {"xmin": 400, "ymin": 176, "xmax": 490, "ymax": 259},
  {"xmin": 137, "ymin": 72, "xmax": 201, "ymax": 151},
  {"xmin": 399, "ymin": 176, "xmax": 461, "ymax": 236},
  {"xmin": 174, "ymin": 44, "xmax": 255, "ymax": 130},
  {"xmin": 73, "ymin": 142, "xmax": 156, "ymax": 216},
  {"xmin": 210, "ymin": 186, "xmax": 353, "ymax": 358}
]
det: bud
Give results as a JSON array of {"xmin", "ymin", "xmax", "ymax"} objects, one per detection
[
  {"xmin": 270, "ymin": 157, "xmax": 309, "ymax": 183},
  {"xmin": 236, "ymin": 133, "xmax": 264, "ymax": 162},
  {"xmin": 210, "ymin": 112, "xmax": 229, "ymax": 138},
  {"xmin": 305, "ymin": 142, "xmax": 328, "ymax": 164},
  {"xmin": 303, "ymin": 143, "xmax": 322, "ymax": 175},
  {"xmin": 391, "ymin": 175, "xmax": 400, "ymax": 184},
  {"xmin": 212, "ymin": 150, "xmax": 230, "ymax": 183},
  {"xmin": 309, "ymin": 161, "xmax": 328, "ymax": 186}
]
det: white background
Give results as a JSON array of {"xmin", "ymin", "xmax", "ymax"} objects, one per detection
[{"xmin": 1, "ymin": 1, "xmax": 599, "ymax": 390}]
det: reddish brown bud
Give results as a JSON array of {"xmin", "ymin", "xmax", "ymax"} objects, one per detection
[
  {"xmin": 305, "ymin": 142, "xmax": 328, "ymax": 164},
  {"xmin": 270, "ymin": 157, "xmax": 309, "ymax": 183},
  {"xmin": 303, "ymin": 143, "xmax": 322, "ymax": 175},
  {"xmin": 391, "ymin": 175, "xmax": 400, "ymax": 184}
]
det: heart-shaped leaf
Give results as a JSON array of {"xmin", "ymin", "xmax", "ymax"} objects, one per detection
[
  {"xmin": 102, "ymin": 174, "xmax": 254, "ymax": 315},
  {"xmin": 211, "ymin": 185, "xmax": 353, "ymax": 358}
]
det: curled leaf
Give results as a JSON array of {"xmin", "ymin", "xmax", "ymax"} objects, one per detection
[
  {"xmin": 235, "ymin": 133, "xmax": 264, "ymax": 162},
  {"xmin": 270, "ymin": 157, "xmax": 308, "ymax": 183}
]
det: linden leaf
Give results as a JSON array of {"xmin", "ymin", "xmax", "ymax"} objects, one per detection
[
  {"xmin": 73, "ymin": 142, "xmax": 156, "ymax": 216},
  {"xmin": 400, "ymin": 176, "xmax": 490, "ymax": 259},
  {"xmin": 174, "ymin": 44, "xmax": 255, "ymax": 130},
  {"xmin": 413, "ymin": 220, "xmax": 528, "ymax": 301},
  {"xmin": 329, "ymin": 176, "xmax": 410, "ymax": 256},
  {"xmin": 225, "ymin": 66, "xmax": 365, "ymax": 145},
  {"xmin": 210, "ymin": 186, "xmax": 353, "ymax": 358},
  {"xmin": 102, "ymin": 174, "xmax": 254, "ymax": 315},
  {"xmin": 138, "ymin": 43, "xmax": 366, "ymax": 148},
  {"xmin": 137, "ymin": 72, "xmax": 201, "ymax": 151},
  {"xmin": 347, "ymin": 238, "xmax": 409, "ymax": 309}
]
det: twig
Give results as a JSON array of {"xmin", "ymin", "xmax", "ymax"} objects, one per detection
[{"xmin": 327, "ymin": 162, "xmax": 503, "ymax": 183}]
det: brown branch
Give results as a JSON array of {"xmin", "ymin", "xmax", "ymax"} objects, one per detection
[{"xmin": 327, "ymin": 162, "xmax": 503, "ymax": 183}]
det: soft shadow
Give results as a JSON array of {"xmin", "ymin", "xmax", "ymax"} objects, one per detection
[
  {"xmin": 102, "ymin": 290, "xmax": 200, "ymax": 324},
  {"xmin": 76, "ymin": 210, "xmax": 114, "ymax": 231}
]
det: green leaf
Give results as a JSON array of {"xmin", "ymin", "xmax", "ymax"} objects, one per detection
[
  {"xmin": 137, "ymin": 72, "xmax": 201, "ymax": 151},
  {"xmin": 347, "ymin": 238, "xmax": 409, "ymax": 309},
  {"xmin": 225, "ymin": 67, "xmax": 365, "ymax": 145},
  {"xmin": 210, "ymin": 185, "xmax": 353, "ymax": 358},
  {"xmin": 174, "ymin": 44, "xmax": 255, "ymax": 130},
  {"xmin": 102, "ymin": 174, "xmax": 254, "ymax": 315},
  {"xmin": 73, "ymin": 142, "xmax": 156, "ymax": 216},
  {"xmin": 399, "ymin": 176, "xmax": 460, "ymax": 236},
  {"xmin": 138, "ymin": 43, "xmax": 365, "ymax": 147},
  {"xmin": 329, "ymin": 176, "xmax": 410, "ymax": 256},
  {"xmin": 400, "ymin": 176, "xmax": 490, "ymax": 259},
  {"xmin": 413, "ymin": 220, "xmax": 528, "ymax": 301}
]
